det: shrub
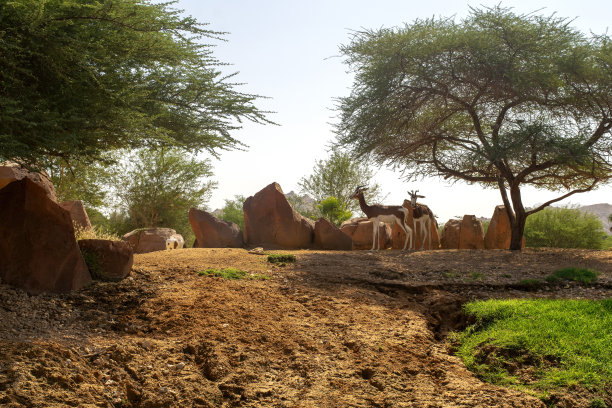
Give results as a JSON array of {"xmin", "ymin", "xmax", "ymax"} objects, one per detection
[
  {"xmin": 198, "ymin": 268, "xmax": 269, "ymax": 280},
  {"xmin": 524, "ymin": 207, "xmax": 607, "ymax": 249}
]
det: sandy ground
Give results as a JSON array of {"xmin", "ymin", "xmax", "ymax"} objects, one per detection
[{"xmin": 0, "ymin": 248, "xmax": 611, "ymax": 407}]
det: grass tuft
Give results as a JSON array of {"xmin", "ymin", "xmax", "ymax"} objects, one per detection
[{"xmin": 198, "ymin": 268, "xmax": 269, "ymax": 280}]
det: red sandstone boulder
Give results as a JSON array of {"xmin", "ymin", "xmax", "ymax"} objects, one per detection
[
  {"xmin": 484, "ymin": 205, "xmax": 525, "ymax": 249},
  {"xmin": 243, "ymin": 182, "xmax": 314, "ymax": 249},
  {"xmin": 459, "ymin": 215, "xmax": 485, "ymax": 249},
  {"xmin": 313, "ymin": 218, "xmax": 353, "ymax": 250},
  {"xmin": 59, "ymin": 200, "xmax": 92, "ymax": 230},
  {"xmin": 189, "ymin": 208, "xmax": 243, "ymax": 248},
  {"xmin": 0, "ymin": 179, "xmax": 91, "ymax": 293},
  {"xmin": 122, "ymin": 228, "xmax": 184, "ymax": 254},
  {"xmin": 78, "ymin": 239, "xmax": 133, "ymax": 281},
  {"xmin": 440, "ymin": 219, "xmax": 462, "ymax": 249},
  {"xmin": 340, "ymin": 218, "xmax": 392, "ymax": 250},
  {"xmin": 0, "ymin": 161, "xmax": 57, "ymax": 202}
]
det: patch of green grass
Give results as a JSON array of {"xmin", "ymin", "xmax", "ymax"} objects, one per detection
[
  {"xmin": 547, "ymin": 267, "xmax": 599, "ymax": 284},
  {"xmin": 198, "ymin": 268, "xmax": 269, "ymax": 280},
  {"xmin": 455, "ymin": 298, "xmax": 612, "ymax": 397},
  {"xmin": 468, "ymin": 271, "xmax": 485, "ymax": 281},
  {"xmin": 442, "ymin": 270, "xmax": 460, "ymax": 278},
  {"xmin": 267, "ymin": 254, "xmax": 296, "ymax": 264}
]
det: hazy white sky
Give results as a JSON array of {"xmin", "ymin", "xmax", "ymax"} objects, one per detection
[{"xmin": 177, "ymin": 0, "xmax": 611, "ymax": 221}]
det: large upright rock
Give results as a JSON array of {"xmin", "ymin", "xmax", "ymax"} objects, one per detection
[
  {"xmin": 340, "ymin": 218, "xmax": 392, "ymax": 250},
  {"xmin": 440, "ymin": 219, "xmax": 462, "ymax": 249},
  {"xmin": 391, "ymin": 200, "xmax": 440, "ymax": 250},
  {"xmin": 243, "ymin": 182, "xmax": 314, "ymax": 249},
  {"xmin": 313, "ymin": 218, "xmax": 352, "ymax": 250},
  {"xmin": 0, "ymin": 161, "xmax": 57, "ymax": 202},
  {"xmin": 189, "ymin": 208, "xmax": 243, "ymax": 248},
  {"xmin": 0, "ymin": 179, "xmax": 91, "ymax": 293},
  {"xmin": 459, "ymin": 215, "xmax": 485, "ymax": 249},
  {"xmin": 122, "ymin": 228, "xmax": 184, "ymax": 254},
  {"xmin": 484, "ymin": 205, "xmax": 525, "ymax": 249},
  {"xmin": 59, "ymin": 200, "xmax": 92, "ymax": 230}
]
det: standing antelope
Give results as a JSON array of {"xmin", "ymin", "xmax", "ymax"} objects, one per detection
[
  {"xmin": 351, "ymin": 186, "xmax": 413, "ymax": 251},
  {"xmin": 408, "ymin": 190, "xmax": 434, "ymax": 250}
]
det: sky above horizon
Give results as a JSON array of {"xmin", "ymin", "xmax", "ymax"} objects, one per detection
[{"xmin": 177, "ymin": 0, "xmax": 611, "ymax": 221}]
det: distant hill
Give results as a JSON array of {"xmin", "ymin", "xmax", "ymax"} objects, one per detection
[{"xmin": 578, "ymin": 203, "xmax": 612, "ymax": 235}]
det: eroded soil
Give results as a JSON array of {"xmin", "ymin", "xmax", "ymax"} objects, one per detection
[{"xmin": 1, "ymin": 248, "xmax": 611, "ymax": 407}]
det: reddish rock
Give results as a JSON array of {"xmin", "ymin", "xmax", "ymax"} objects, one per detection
[
  {"xmin": 340, "ymin": 218, "xmax": 392, "ymax": 250},
  {"xmin": 391, "ymin": 200, "xmax": 440, "ymax": 250},
  {"xmin": 313, "ymin": 218, "xmax": 353, "ymax": 250},
  {"xmin": 59, "ymin": 200, "xmax": 92, "ymax": 230},
  {"xmin": 243, "ymin": 182, "xmax": 314, "ymax": 249},
  {"xmin": 484, "ymin": 205, "xmax": 525, "ymax": 249},
  {"xmin": 440, "ymin": 219, "xmax": 462, "ymax": 249},
  {"xmin": 78, "ymin": 239, "xmax": 133, "ymax": 281},
  {"xmin": 459, "ymin": 215, "xmax": 485, "ymax": 249},
  {"xmin": 0, "ymin": 161, "xmax": 57, "ymax": 202},
  {"xmin": 122, "ymin": 228, "xmax": 184, "ymax": 254},
  {"xmin": 189, "ymin": 208, "xmax": 243, "ymax": 248},
  {"xmin": 0, "ymin": 179, "xmax": 91, "ymax": 293}
]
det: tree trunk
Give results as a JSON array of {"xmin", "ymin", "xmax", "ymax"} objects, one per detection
[{"xmin": 508, "ymin": 183, "xmax": 526, "ymax": 251}]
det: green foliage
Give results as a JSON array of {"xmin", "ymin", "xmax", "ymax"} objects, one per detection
[
  {"xmin": 517, "ymin": 278, "xmax": 545, "ymax": 290},
  {"xmin": 548, "ymin": 267, "xmax": 599, "ymax": 284},
  {"xmin": 267, "ymin": 254, "xmax": 296, "ymax": 264},
  {"xmin": 317, "ymin": 196, "xmax": 353, "ymax": 226},
  {"xmin": 457, "ymin": 299, "xmax": 612, "ymax": 395},
  {"xmin": 198, "ymin": 268, "xmax": 269, "ymax": 280},
  {"xmin": 524, "ymin": 207, "xmax": 607, "ymax": 249},
  {"xmin": 218, "ymin": 195, "xmax": 246, "ymax": 230},
  {"xmin": 0, "ymin": 0, "xmax": 269, "ymax": 166},
  {"xmin": 336, "ymin": 6, "xmax": 612, "ymax": 249},
  {"xmin": 113, "ymin": 148, "xmax": 216, "ymax": 244},
  {"xmin": 45, "ymin": 156, "xmax": 114, "ymax": 210},
  {"xmin": 80, "ymin": 250, "xmax": 101, "ymax": 280},
  {"xmin": 299, "ymin": 148, "xmax": 384, "ymax": 215}
]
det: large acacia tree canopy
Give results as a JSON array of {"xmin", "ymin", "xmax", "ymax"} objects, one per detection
[
  {"xmin": 336, "ymin": 7, "xmax": 612, "ymax": 198},
  {"xmin": 0, "ymin": 0, "xmax": 269, "ymax": 166}
]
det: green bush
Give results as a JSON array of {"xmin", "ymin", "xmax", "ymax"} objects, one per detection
[
  {"xmin": 524, "ymin": 207, "xmax": 607, "ymax": 249},
  {"xmin": 198, "ymin": 268, "xmax": 269, "ymax": 280}
]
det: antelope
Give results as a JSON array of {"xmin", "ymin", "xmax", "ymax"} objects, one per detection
[
  {"xmin": 407, "ymin": 190, "xmax": 434, "ymax": 250},
  {"xmin": 351, "ymin": 186, "xmax": 413, "ymax": 251}
]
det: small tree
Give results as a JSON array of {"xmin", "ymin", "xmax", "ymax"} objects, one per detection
[
  {"xmin": 299, "ymin": 148, "xmax": 384, "ymax": 215},
  {"xmin": 113, "ymin": 148, "xmax": 216, "ymax": 243},
  {"xmin": 218, "ymin": 195, "xmax": 246, "ymax": 230},
  {"xmin": 524, "ymin": 207, "xmax": 606, "ymax": 249},
  {"xmin": 336, "ymin": 6, "xmax": 612, "ymax": 250},
  {"xmin": 317, "ymin": 197, "xmax": 353, "ymax": 226}
]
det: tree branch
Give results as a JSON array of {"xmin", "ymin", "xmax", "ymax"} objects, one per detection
[{"xmin": 525, "ymin": 179, "xmax": 600, "ymax": 216}]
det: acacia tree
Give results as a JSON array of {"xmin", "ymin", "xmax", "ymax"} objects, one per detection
[
  {"xmin": 298, "ymin": 148, "xmax": 384, "ymax": 215},
  {"xmin": 0, "ymin": 0, "xmax": 269, "ymax": 166},
  {"xmin": 336, "ymin": 6, "xmax": 612, "ymax": 249}
]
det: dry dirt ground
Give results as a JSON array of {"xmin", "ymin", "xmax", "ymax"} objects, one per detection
[{"xmin": 1, "ymin": 248, "xmax": 611, "ymax": 408}]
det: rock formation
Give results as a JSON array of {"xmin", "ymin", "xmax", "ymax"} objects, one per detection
[
  {"xmin": 0, "ymin": 161, "xmax": 57, "ymax": 202},
  {"xmin": 122, "ymin": 228, "xmax": 184, "ymax": 254},
  {"xmin": 78, "ymin": 239, "xmax": 133, "ymax": 281},
  {"xmin": 243, "ymin": 182, "xmax": 314, "ymax": 249},
  {"xmin": 484, "ymin": 205, "xmax": 525, "ymax": 249},
  {"xmin": 189, "ymin": 208, "xmax": 243, "ymax": 248},
  {"xmin": 313, "ymin": 218, "xmax": 352, "ymax": 250},
  {"xmin": 0, "ymin": 179, "xmax": 91, "ymax": 293},
  {"xmin": 59, "ymin": 200, "xmax": 92, "ymax": 230},
  {"xmin": 340, "ymin": 218, "xmax": 392, "ymax": 250}
]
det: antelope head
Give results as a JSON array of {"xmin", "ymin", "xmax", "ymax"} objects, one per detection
[
  {"xmin": 408, "ymin": 190, "xmax": 425, "ymax": 207},
  {"xmin": 351, "ymin": 185, "xmax": 368, "ymax": 199}
]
